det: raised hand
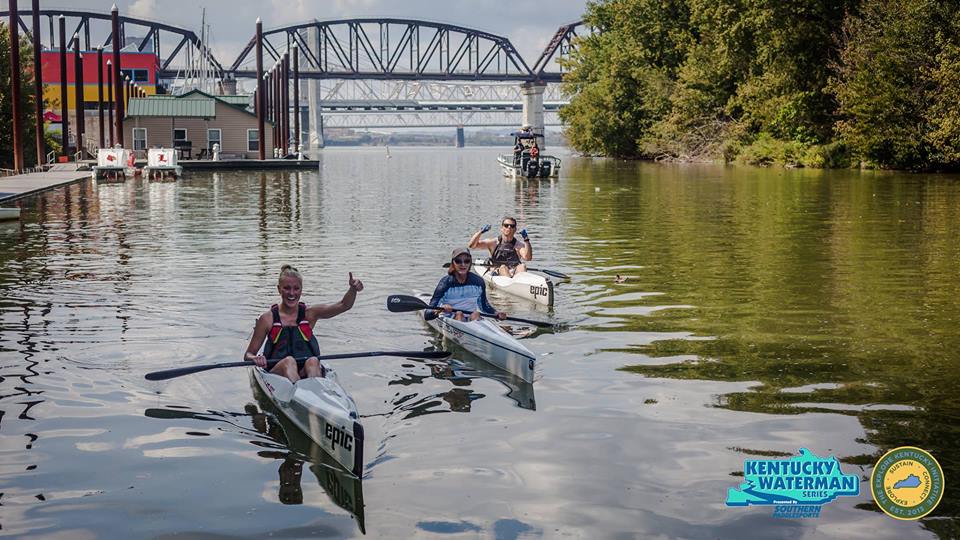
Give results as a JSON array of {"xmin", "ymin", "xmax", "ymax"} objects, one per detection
[
  {"xmin": 348, "ymin": 272, "xmax": 364, "ymax": 292},
  {"xmin": 520, "ymin": 228, "xmax": 528, "ymax": 240},
  {"xmin": 480, "ymin": 224, "xmax": 491, "ymax": 233}
]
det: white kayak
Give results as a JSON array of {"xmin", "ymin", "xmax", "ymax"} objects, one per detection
[
  {"xmin": 474, "ymin": 257, "xmax": 554, "ymax": 306},
  {"xmin": 417, "ymin": 294, "xmax": 537, "ymax": 382},
  {"xmin": 252, "ymin": 363, "xmax": 364, "ymax": 478}
]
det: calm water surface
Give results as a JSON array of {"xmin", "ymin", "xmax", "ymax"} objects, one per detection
[{"xmin": 1, "ymin": 148, "xmax": 958, "ymax": 539}]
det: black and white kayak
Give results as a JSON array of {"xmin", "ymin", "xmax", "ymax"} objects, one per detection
[
  {"xmin": 251, "ymin": 363, "xmax": 364, "ymax": 478},
  {"xmin": 416, "ymin": 294, "xmax": 537, "ymax": 382},
  {"xmin": 250, "ymin": 376, "xmax": 367, "ymax": 533},
  {"xmin": 474, "ymin": 257, "xmax": 554, "ymax": 306}
]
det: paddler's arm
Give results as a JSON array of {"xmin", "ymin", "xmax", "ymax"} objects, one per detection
[
  {"xmin": 468, "ymin": 224, "xmax": 491, "ymax": 249},
  {"xmin": 308, "ymin": 272, "xmax": 364, "ymax": 320},
  {"xmin": 518, "ymin": 228, "xmax": 533, "ymax": 260},
  {"xmin": 424, "ymin": 277, "xmax": 449, "ymax": 321},
  {"xmin": 477, "ymin": 280, "xmax": 501, "ymax": 318},
  {"xmin": 243, "ymin": 312, "xmax": 271, "ymax": 368}
]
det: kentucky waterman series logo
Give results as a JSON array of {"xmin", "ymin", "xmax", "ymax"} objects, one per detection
[
  {"xmin": 871, "ymin": 446, "xmax": 944, "ymax": 520},
  {"xmin": 726, "ymin": 448, "xmax": 859, "ymax": 518}
]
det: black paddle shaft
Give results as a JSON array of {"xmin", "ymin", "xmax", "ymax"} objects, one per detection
[
  {"xmin": 386, "ymin": 294, "xmax": 551, "ymax": 328},
  {"xmin": 145, "ymin": 350, "xmax": 451, "ymax": 381}
]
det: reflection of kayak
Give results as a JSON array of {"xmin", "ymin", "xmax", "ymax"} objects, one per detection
[
  {"xmin": 251, "ymin": 364, "xmax": 364, "ymax": 478},
  {"xmin": 0, "ymin": 208, "xmax": 21, "ymax": 221},
  {"xmin": 417, "ymin": 294, "xmax": 536, "ymax": 382},
  {"xmin": 250, "ymin": 375, "xmax": 366, "ymax": 533},
  {"xmin": 474, "ymin": 257, "xmax": 553, "ymax": 306},
  {"xmin": 427, "ymin": 333, "xmax": 536, "ymax": 411}
]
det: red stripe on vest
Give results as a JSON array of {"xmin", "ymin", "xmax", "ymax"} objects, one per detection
[{"xmin": 268, "ymin": 304, "xmax": 283, "ymax": 343}]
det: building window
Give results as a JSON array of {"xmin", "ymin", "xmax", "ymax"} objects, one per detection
[
  {"xmin": 173, "ymin": 128, "xmax": 188, "ymax": 143},
  {"xmin": 133, "ymin": 128, "xmax": 147, "ymax": 151},
  {"xmin": 120, "ymin": 68, "xmax": 150, "ymax": 83},
  {"xmin": 207, "ymin": 129, "xmax": 221, "ymax": 151},
  {"xmin": 247, "ymin": 129, "xmax": 259, "ymax": 152}
]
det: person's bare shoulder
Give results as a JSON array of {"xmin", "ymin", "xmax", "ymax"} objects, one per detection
[{"xmin": 255, "ymin": 310, "xmax": 273, "ymax": 327}]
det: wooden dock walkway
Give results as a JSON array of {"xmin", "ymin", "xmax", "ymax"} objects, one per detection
[
  {"xmin": 0, "ymin": 159, "xmax": 318, "ymax": 205},
  {"xmin": 0, "ymin": 169, "xmax": 90, "ymax": 204}
]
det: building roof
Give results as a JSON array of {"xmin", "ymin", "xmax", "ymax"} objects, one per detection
[
  {"xmin": 217, "ymin": 95, "xmax": 252, "ymax": 106},
  {"xmin": 127, "ymin": 97, "xmax": 216, "ymax": 118},
  {"xmin": 178, "ymin": 89, "xmax": 254, "ymax": 116}
]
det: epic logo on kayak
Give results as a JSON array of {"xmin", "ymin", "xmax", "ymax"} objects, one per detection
[
  {"xmin": 529, "ymin": 285, "xmax": 549, "ymax": 298},
  {"xmin": 325, "ymin": 422, "xmax": 354, "ymax": 452}
]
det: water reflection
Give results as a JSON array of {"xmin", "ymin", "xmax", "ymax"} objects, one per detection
[
  {"xmin": 423, "ymin": 335, "xmax": 536, "ymax": 411},
  {"xmin": 4, "ymin": 150, "xmax": 959, "ymax": 537},
  {"xmin": 249, "ymin": 377, "xmax": 366, "ymax": 534},
  {"xmin": 561, "ymin": 159, "xmax": 960, "ymax": 530},
  {"xmin": 145, "ymin": 382, "xmax": 367, "ymax": 535}
]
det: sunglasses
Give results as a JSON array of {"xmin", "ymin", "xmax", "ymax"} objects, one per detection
[
  {"xmin": 454, "ymin": 257, "xmax": 472, "ymax": 264},
  {"xmin": 502, "ymin": 223, "xmax": 517, "ymax": 228}
]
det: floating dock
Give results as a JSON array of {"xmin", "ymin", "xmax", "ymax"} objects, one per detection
[
  {"xmin": 0, "ymin": 170, "xmax": 91, "ymax": 203},
  {"xmin": 178, "ymin": 159, "xmax": 319, "ymax": 170}
]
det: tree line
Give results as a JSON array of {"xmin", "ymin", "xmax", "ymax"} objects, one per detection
[
  {"xmin": 0, "ymin": 22, "xmax": 57, "ymax": 170},
  {"xmin": 559, "ymin": 0, "xmax": 960, "ymax": 170}
]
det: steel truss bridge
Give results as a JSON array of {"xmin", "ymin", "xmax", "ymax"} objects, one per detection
[
  {"xmin": 1, "ymin": 9, "xmax": 590, "ymax": 128},
  {"xmin": 0, "ymin": 8, "xmax": 223, "ymax": 80},
  {"xmin": 309, "ymin": 81, "xmax": 563, "ymax": 128}
]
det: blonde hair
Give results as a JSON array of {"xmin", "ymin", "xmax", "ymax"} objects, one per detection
[{"xmin": 278, "ymin": 264, "xmax": 302, "ymax": 284}]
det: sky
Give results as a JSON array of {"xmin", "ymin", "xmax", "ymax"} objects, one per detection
[{"xmin": 32, "ymin": 0, "xmax": 590, "ymax": 71}]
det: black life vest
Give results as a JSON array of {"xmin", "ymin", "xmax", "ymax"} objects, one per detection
[
  {"xmin": 263, "ymin": 302, "xmax": 321, "ymax": 359},
  {"xmin": 491, "ymin": 235, "xmax": 522, "ymax": 267}
]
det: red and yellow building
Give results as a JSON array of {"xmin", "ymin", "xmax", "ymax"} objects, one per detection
[{"xmin": 41, "ymin": 50, "xmax": 160, "ymax": 110}]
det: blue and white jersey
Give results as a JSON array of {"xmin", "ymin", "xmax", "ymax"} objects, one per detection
[{"xmin": 427, "ymin": 273, "xmax": 496, "ymax": 317}]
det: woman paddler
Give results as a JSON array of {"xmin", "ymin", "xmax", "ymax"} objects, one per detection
[
  {"xmin": 244, "ymin": 265, "xmax": 364, "ymax": 382},
  {"xmin": 426, "ymin": 248, "xmax": 507, "ymax": 322}
]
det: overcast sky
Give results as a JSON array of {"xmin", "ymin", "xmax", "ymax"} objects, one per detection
[{"xmin": 32, "ymin": 0, "xmax": 589, "ymax": 69}]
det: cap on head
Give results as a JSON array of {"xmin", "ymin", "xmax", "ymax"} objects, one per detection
[{"xmin": 451, "ymin": 247, "xmax": 470, "ymax": 260}]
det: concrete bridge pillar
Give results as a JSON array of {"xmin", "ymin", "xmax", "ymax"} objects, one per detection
[
  {"xmin": 221, "ymin": 75, "xmax": 237, "ymax": 95},
  {"xmin": 306, "ymin": 26, "xmax": 325, "ymax": 150},
  {"xmin": 455, "ymin": 126, "xmax": 465, "ymax": 147},
  {"xmin": 521, "ymin": 82, "xmax": 547, "ymax": 149}
]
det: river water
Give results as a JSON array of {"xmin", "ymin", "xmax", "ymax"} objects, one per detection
[{"xmin": 1, "ymin": 147, "xmax": 957, "ymax": 539}]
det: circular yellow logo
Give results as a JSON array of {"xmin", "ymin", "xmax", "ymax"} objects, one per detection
[{"xmin": 871, "ymin": 446, "xmax": 944, "ymax": 520}]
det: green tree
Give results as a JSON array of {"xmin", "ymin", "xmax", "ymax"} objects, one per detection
[
  {"xmin": 0, "ymin": 21, "xmax": 41, "ymax": 170},
  {"xmin": 656, "ymin": 0, "xmax": 852, "ymax": 153},
  {"xmin": 829, "ymin": 0, "xmax": 950, "ymax": 169},
  {"xmin": 925, "ymin": 17, "xmax": 960, "ymax": 165},
  {"xmin": 559, "ymin": 0, "xmax": 691, "ymax": 158},
  {"xmin": 562, "ymin": 0, "xmax": 853, "ymax": 161}
]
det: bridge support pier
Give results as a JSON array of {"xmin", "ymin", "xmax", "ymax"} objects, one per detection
[
  {"xmin": 521, "ymin": 82, "xmax": 547, "ymax": 149},
  {"xmin": 306, "ymin": 26, "xmax": 325, "ymax": 150},
  {"xmin": 455, "ymin": 126, "xmax": 465, "ymax": 148}
]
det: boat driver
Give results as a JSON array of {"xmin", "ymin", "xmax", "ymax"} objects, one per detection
[{"xmin": 468, "ymin": 216, "xmax": 532, "ymax": 277}]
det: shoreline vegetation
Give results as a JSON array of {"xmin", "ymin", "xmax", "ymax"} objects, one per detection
[{"xmin": 560, "ymin": 0, "xmax": 960, "ymax": 171}]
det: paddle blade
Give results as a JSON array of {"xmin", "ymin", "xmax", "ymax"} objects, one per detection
[
  {"xmin": 538, "ymin": 268, "xmax": 570, "ymax": 280},
  {"xmin": 386, "ymin": 294, "xmax": 430, "ymax": 313}
]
